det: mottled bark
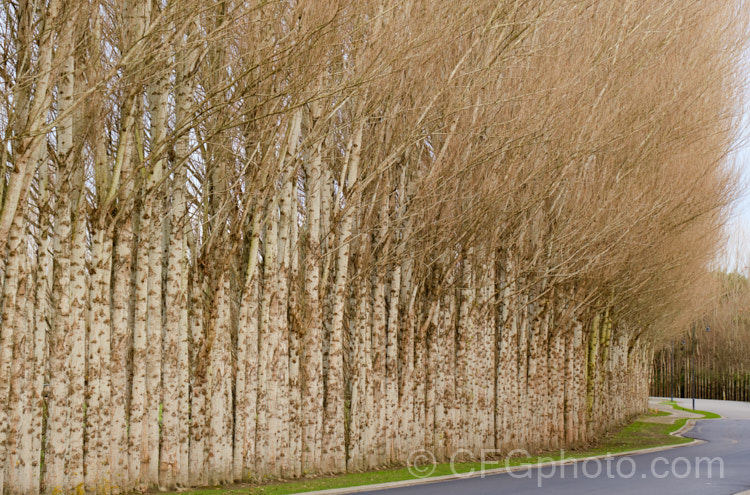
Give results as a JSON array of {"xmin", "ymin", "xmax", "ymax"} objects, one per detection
[
  {"xmin": 188, "ymin": 267, "xmax": 208, "ymax": 487},
  {"xmin": 44, "ymin": 38, "xmax": 75, "ymax": 492},
  {"xmin": 2, "ymin": 210, "xmax": 28, "ymax": 495},
  {"xmin": 85, "ymin": 223, "xmax": 114, "ymax": 491},
  {"xmin": 301, "ymin": 113, "xmax": 324, "ymax": 472},
  {"xmin": 234, "ymin": 217, "xmax": 260, "ymax": 479},
  {"xmin": 323, "ymin": 122, "xmax": 362, "ymax": 472},
  {"xmin": 208, "ymin": 275, "xmax": 233, "ymax": 483}
]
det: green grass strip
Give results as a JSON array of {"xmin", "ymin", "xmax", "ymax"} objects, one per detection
[
  {"xmin": 659, "ymin": 400, "xmax": 722, "ymax": 419},
  {"xmin": 159, "ymin": 409, "xmax": 709, "ymax": 495}
]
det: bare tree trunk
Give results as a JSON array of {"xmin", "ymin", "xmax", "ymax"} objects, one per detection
[
  {"xmin": 526, "ymin": 292, "xmax": 542, "ymax": 451},
  {"xmin": 234, "ymin": 212, "xmax": 260, "ymax": 480},
  {"xmin": 143, "ymin": 75, "xmax": 168, "ymax": 488},
  {"xmin": 208, "ymin": 274, "xmax": 233, "ymax": 483},
  {"xmin": 397, "ymin": 254, "xmax": 415, "ymax": 459},
  {"xmin": 323, "ymin": 124, "xmax": 363, "ymax": 473},
  {"xmin": 7, "ymin": 267, "xmax": 33, "ymax": 495},
  {"xmin": 516, "ymin": 290, "xmax": 530, "ymax": 448},
  {"xmin": 586, "ymin": 314, "xmax": 601, "ymax": 440},
  {"xmin": 301, "ymin": 111, "xmax": 324, "ymax": 472},
  {"xmin": 288, "ymin": 172, "xmax": 303, "ymax": 478},
  {"xmin": 257, "ymin": 211, "xmax": 276, "ymax": 476},
  {"xmin": 189, "ymin": 265, "xmax": 208, "ymax": 486},
  {"xmin": 85, "ymin": 222, "xmax": 113, "ymax": 491},
  {"xmin": 385, "ymin": 263, "xmax": 400, "ymax": 463},
  {"xmin": 171, "ymin": 34, "xmax": 197, "ymax": 485},
  {"xmin": 347, "ymin": 240, "xmax": 373, "ymax": 471},
  {"xmin": 130, "ymin": 186, "xmax": 150, "ymax": 489},
  {"xmin": 438, "ymin": 269, "xmax": 458, "ymax": 458},
  {"xmin": 477, "ymin": 257, "xmax": 495, "ymax": 450},
  {"xmin": 499, "ymin": 256, "xmax": 519, "ymax": 452},
  {"xmin": 111, "ymin": 214, "xmax": 134, "ymax": 490},
  {"xmin": 67, "ymin": 164, "xmax": 88, "ymax": 491},
  {"xmin": 44, "ymin": 38, "xmax": 76, "ymax": 491},
  {"xmin": 2, "ymin": 211, "xmax": 28, "ymax": 495},
  {"xmin": 161, "ymin": 162, "xmax": 189, "ymax": 487},
  {"xmin": 425, "ymin": 293, "xmax": 440, "ymax": 453},
  {"xmin": 370, "ymin": 199, "xmax": 389, "ymax": 465},
  {"xmin": 456, "ymin": 255, "xmax": 471, "ymax": 451},
  {"xmin": 275, "ymin": 129, "xmax": 296, "ymax": 477},
  {"xmin": 84, "ymin": 18, "xmax": 114, "ymax": 480},
  {"xmin": 26, "ymin": 168, "xmax": 52, "ymax": 493}
]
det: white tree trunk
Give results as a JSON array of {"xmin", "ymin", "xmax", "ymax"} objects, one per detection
[
  {"xmin": 370, "ymin": 199, "xmax": 389, "ymax": 464},
  {"xmin": 67, "ymin": 173, "xmax": 88, "ymax": 489},
  {"xmin": 323, "ymin": 123, "xmax": 362, "ymax": 472},
  {"xmin": 7, "ymin": 268, "xmax": 33, "ymax": 495},
  {"xmin": 85, "ymin": 224, "xmax": 114, "ymax": 491},
  {"xmin": 27, "ymin": 176, "xmax": 52, "ymax": 493},
  {"xmin": 234, "ymin": 212, "xmax": 261, "ymax": 480},
  {"xmin": 44, "ymin": 38, "xmax": 75, "ymax": 492},
  {"xmin": 130, "ymin": 191, "xmax": 151, "ymax": 487},
  {"xmin": 111, "ymin": 212, "xmax": 134, "ymax": 491},
  {"xmin": 301, "ymin": 125, "xmax": 324, "ymax": 472},
  {"xmin": 189, "ymin": 268, "xmax": 208, "ymax": 486},
  {"xmin": 2, "ymin": 211, "xmax": 28, "ymax": 495},
  {"xmin": 208, "ymin": 274, "xmax": 234, "ymax": 483},
  {"xmin": 385, "ymin": 263, "xmax": 401, "ymax": 463},
  {"xmin": 143, "ymin": 67, "xmax": 168, "ymax": 487}
]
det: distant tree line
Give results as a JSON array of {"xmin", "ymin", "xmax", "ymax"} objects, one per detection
[
  {"xmin": 652, "ymin": 272, "xmax": 750, "ymax": 403},
  {"xmin": 0, "ymin": 0, "xmax": 746, "ymax": 493}
]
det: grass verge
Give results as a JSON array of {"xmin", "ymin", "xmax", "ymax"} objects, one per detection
[
  {"xmin": 660, "ymin": 400, "xmax": 722, "ymax": 419},
  {"xmin": 160, "ymin": 409, "xmax": 712, "ymax": 495}
]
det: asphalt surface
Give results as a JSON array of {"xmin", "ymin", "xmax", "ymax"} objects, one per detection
[{"xmin": 366, "ymin": 398, "xmax": 750, "ymax": 495}]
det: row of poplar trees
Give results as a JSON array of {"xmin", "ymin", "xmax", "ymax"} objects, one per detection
[{"xmin": 0, "ymin": 0, "xmax": 747, "ymax": 493}]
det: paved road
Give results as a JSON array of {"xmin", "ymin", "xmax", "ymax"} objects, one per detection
[{"xmin": 367, "ymin": 398, "xmax": 750, "ymax": 495}]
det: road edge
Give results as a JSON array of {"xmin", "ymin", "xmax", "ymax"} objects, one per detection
[{"xmin": 294, "ymin": 421, "xmax": 706, "ymax": 495}]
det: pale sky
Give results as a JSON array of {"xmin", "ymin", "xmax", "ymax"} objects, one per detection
[
  {"xmin": 723, "ymin": 141, "xmax": 750, "ymax": 274},
  {"xmin": 722, "ymin": 52, "xmax": 750, "ymax": 274}
]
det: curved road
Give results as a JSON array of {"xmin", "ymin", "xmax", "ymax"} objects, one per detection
[{"xmin": 366, "ymin": 398, "xmax": 750, "ymax": 495}]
